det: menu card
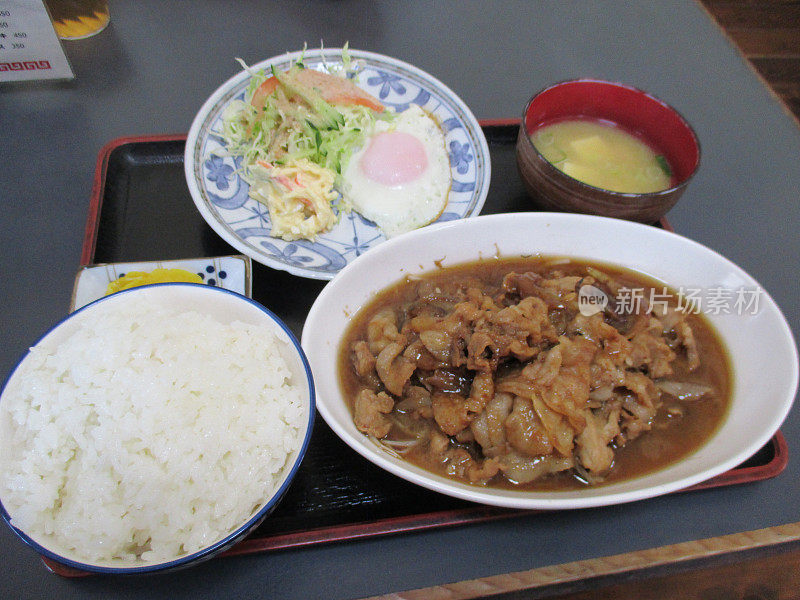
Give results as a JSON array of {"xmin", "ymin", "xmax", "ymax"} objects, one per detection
[{"xmin": 0, "ymin": 0, "xmax": 73, "ymax": 82}]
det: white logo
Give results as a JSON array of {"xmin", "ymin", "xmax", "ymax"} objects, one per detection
[{"xmin": 578, "ymin": 285, "xmax": 608, "ymax": 316}]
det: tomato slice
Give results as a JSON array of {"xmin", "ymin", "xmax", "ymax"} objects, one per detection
[
  {"xmin": 250, "ymin": 68, "xmax": 384, "ymax": 113},
  {"xmin": 250, "ymin": 77, "xmax": 280, "ymax": 109}
]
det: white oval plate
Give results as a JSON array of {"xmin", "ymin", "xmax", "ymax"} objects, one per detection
[
  {"xmin": 185, "ymin": 48, "xmax": 491, "ymax": 280},
  {"xmin": 301, "ymin": 212, "xmax": 798, "ymax": 510}
]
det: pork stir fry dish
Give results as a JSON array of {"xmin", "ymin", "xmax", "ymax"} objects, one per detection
[{"xmin": 339, "ymin": 258, "xmax": 730, "ymax": 489}]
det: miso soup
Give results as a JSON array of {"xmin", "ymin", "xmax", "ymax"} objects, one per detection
[{"xmin": 531, "ymin": 119, "xmax": 673, "ymax": 194}]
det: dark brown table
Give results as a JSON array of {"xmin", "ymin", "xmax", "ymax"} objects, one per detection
[{"xmin": 701, "ymin": 0, "xmax": 800, "ymax": 123}]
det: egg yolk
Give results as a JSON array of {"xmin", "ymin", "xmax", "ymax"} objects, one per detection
[{"xmin": 358, "ymin": 131, "xmax": 428, "ymax": 187}]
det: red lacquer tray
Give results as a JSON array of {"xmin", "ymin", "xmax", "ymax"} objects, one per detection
[{"xmin": 44, "ymin": 120, "xmax": 788, "ymax": 576}]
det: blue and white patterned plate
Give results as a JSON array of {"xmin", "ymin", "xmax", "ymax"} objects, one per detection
[
  {"xmin": 71, "ymin": 256, "xmax": 252, "ymax": 311},
  {"xmin": 185, "ymin": 48, "xmax": 491, "ymax": 280}
]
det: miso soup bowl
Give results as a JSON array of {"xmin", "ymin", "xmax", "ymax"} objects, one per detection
[
  {"xmin": 302, "ymin": 212, "xmax": 797, "ymax": 510},
  {"xmin": 516, "ymin": 79, "xmax": 701, "ymax": 223}
]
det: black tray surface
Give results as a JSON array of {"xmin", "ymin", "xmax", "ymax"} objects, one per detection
[
  {"xmin": 91, "ymin": 125, "xmax": 528, "ymax": 539},
  {"xmin": 88, "ymin": 125, "xmax": 779, "ymax": 553}
]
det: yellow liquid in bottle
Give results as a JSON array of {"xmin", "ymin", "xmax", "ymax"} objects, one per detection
[{"xmin": 46, "ymin": 0, "xmax": 110, "ymax": 40}]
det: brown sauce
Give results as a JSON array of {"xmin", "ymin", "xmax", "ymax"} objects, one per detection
[{"xmin": 338, "ymin": 256, "xmax": 732, "ymax": 490}]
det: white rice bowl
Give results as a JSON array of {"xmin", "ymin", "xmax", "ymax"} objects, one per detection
[{"xmin": 0, "ymin": 283, "xmax": 314, "ymax": 572}]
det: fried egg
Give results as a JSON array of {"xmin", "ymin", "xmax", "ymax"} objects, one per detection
[{"xmin": 341, "ymin": 105, "xmax": 451, "ymax": 238}]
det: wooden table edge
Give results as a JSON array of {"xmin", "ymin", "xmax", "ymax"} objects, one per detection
[
  {"xmin": 360, "ymin": 521, "xmax": 800, "ymax": 599},
  {"xmin": 694, "ymin": 0, "xmax": 800, "ymax": 130}
]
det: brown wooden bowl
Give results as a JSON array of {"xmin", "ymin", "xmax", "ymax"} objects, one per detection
[{"xmin": 515, "ymin": 79, "xmax": 700, "ymax": 223}]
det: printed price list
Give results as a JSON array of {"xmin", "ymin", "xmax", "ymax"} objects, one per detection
[{"xmin": 0, "ymin": 0, "xmax": 73, "ymax": 82}]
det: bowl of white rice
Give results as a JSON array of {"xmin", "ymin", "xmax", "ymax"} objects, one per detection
[{"xmin": 0, "ymin": 283, "xmax": 314, "ymax": 573}]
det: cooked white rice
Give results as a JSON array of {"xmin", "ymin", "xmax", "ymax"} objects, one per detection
[{"xmin": 0, "ymin": 298, "xmax": 306, "ymax": 564}]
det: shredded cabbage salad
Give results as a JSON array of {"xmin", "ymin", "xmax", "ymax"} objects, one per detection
[{"xmin": 216, "ymin": 46, "xmax": 393, "ymax": 241}]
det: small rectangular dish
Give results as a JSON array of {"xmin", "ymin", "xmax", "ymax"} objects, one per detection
[{"xmin": 70, "ymin": 255, "xmax": 252, "ymax": 311}]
